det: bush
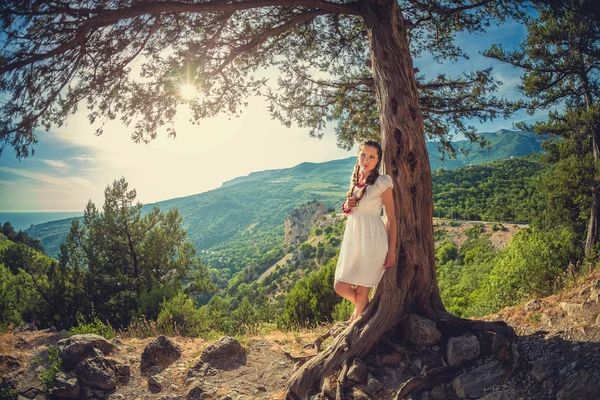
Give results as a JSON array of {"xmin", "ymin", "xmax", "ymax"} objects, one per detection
[
  {"xmin": 38, "ymin": 345, "xmax": 62, "ymax": 396},
  {"xmin": 157, "ymin": 292, "xmax": 210, "ymax": 337},
  {"xmin": 481, "ymin": 226, "xmax": 580, "ymax": 311},
  {"xmin": 279, "ymin": 259, "xmax": 340, "ymax": 328},
  {"xmin": 68, "ymin": 317, "xmax": 116, "ymax": 339},
  {"xmin": 331, "ymin": 300, "xmax": 353, "ymax": 322}
]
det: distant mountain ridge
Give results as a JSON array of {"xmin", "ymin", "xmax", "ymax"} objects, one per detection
[{"xmin": 26, "ymin": 129, "xmax": 545, "ymax": 256}]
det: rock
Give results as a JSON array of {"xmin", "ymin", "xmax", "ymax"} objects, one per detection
[
  {"xmin": 347, "ymin": 358, "xmax": 368, "ymax": 383},
  {"xmin": 364, "ymin": 374, "xmax": 383, "ymax": 395},
  {"xmin": 52, "ymin": 372, "xmax": 80, "ymax": 398},
  {"xmin": 74, "ymin": 356, "xmax": 117, "ymax": 391},
  {"xmin": 480, "ymin": 391, "xmax": 513, "ymax": 400},
  {"xmin": 0, "ymin": 354, "xmax": 20, "ymax": 369},
  {"xmin": 452, "ymin": 361, "xmax": 505, "ymax": 398},
  {"xmin": 58, "ymin": 334, "xmax": 116, "ymax": 370},
  {"xmin": 108, "ymin": 395, "xmax": 125, "ymax": 400},
  {"xmin": 14, "ymin": 322, "xmax": 37, "ymax": 332},
  {"xmin": 149, "ymin": 375, "xmax": 165, "ymax": 393},
  {"xmin": 531, "ymin": 359, "xmax": 554, "ymax": 382},
  {"xmin": 140, "ymin": 335, "xmax": 182, "ymax": 374},
  {"xmin": 191, "ymin": 336, "xmax": 245, "ymax": 372},
  {"xmin": 186, "ymin": 385, "xmax": 206, "ymax": 400},
  {"xmin": 540, "ymin": 313, "xmax": 553, "ymax": 327},
  {"xmin": 430, "ymin": 384, "xmax": 446, "ymax": 400},
  {"xmin": 525, "ymin": 299, "xmax": 542, "ymax": 312},
  {"xmin": 447, "ymin": 333, "xmax": 480, "ymax": 366},
  {"xmin": 559, "ymin": 302, "xmax": 583, "ymax": 316},
  {"xmin": 556, "ymin": 371, "xmax": 600, "ymax": 400},
  {"xmin": 404, "ymin": 314, "xmax": 441, "ymax": 345}
]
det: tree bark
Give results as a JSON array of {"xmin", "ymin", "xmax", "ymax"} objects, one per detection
[
  {"xmin": 585, "ymin": 126, "xmax": 600, "ymax": 256},
  {"xmin": 285, "ymin": 0, "xmax": 444, "ymax": 397}
]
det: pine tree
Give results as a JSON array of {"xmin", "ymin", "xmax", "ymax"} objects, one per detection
[{"xmin": 485, "ymin": 0, "xmax": 600, "ymax": 255}]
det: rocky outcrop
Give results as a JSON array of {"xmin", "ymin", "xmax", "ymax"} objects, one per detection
[
  {"xmin": 189, "ymin": 336, "xmax": 246, "ymax": 376},
  {"xmin": 284, "ymin": 200, "xmax": 329, "ymax": 248},
  {"xmin": 58, "ymin": 334, "xmax": 116, "ymax": 370},
  {"xmin": 140, "ymin": 335, "xmax": 182, "ymax": 374}
]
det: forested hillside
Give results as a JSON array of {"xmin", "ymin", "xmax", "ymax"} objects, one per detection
[{"xmin": 25, "ymin": 130, "xmax": 543, "ymax": 258}]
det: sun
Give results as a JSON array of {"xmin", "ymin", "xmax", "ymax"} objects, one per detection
[{"xmin": 180, "ymin": 84, "xmax": 197, "ymax": 100}]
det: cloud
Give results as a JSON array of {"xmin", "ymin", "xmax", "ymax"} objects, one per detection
[
  {"xmin": 40, "ymin": 159, "xmax": 70, "ymax": 169},
  {"xmin": 0, "ymin": 166, "xmax": 94, "ymax": 189}
]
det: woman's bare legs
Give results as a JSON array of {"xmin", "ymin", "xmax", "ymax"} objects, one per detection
[
  {"xmin": 334, "ymin": 280, "xmax": 371, "ymax": 321},
  {"xmin": 353, "ymin": 285, "xmax": 370, "ymax": 318}
]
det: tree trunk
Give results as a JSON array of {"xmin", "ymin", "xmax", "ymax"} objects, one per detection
[
  {"xmin": 585, "ymin": 126, "xmax": 600, "ymax": 256},
  {"xmin": 285, "ymin": 0, "xmax": 444, "ymax": 397}
]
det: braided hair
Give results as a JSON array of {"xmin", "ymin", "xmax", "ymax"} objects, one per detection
[{"xmin": 346, "ymin": 141, "xmax": 382, "ymax": 202}]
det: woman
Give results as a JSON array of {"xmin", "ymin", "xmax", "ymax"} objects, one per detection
[{"xmin": 335, "ymin": 140, "xmax": 397, "ymax": 321}]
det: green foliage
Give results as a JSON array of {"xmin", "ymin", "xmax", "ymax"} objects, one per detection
[
  {"xmin": 157, "ymin": 292, "xmax": 210, "ymax": 337},
  {"xmin": 433, "ymin": 156, "xmax": 545, "ymax": 222},
  {"xmin": 38, "ymin": 345, "xmax": 62, "ymax": 397},
  {"xmin": 279, "ymin": 258, "xmax": 340, "ymax": 328},
  {"xmin": 68, "ymin": 317, "xmax": 116, "ymax": 339},
  {"xmin": 1, "ymin": 222, "xmax": 44, "ymax": 253},
  {"xmin": 0, "ymin": 378, "xmax": 18, "ymax": 400},
  {"xmin": 481, "ymin": 226, "xmax": 581, "ymax": 312},
  {"xmin": 331, "ymin": 300, "xmax": 353, "ymax": 322}
]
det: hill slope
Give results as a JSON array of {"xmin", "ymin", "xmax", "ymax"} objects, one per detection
[{"xmin": 26, "ymin": 129, "xmax": 545, "ymax": 258}]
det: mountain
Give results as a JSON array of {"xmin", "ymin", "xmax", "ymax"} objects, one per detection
[
  {"xmin": 26, "ymin": 129, "xmax": 545, "ymax": 257},
  {"xmin": 427, "ymin": 129, "xmax": 547, "ymax": 170}
]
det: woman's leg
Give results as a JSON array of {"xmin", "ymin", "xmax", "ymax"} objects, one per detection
[
  {"xmin": 334, "ymin": 280, "xmax": 356, "ymax": 304},
  {"xmin": 353, "ymin": 285, "xmax": 371, "ymax": 318}
]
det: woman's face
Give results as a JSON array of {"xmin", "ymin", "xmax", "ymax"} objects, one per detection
[{"xmin": 358, "ymin": 145, "xmax": 380, "ymax": 175}]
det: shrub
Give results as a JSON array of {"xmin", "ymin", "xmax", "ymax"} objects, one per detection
[
  {"xmin": 68, "ymin": 316, "xmax": 116, "ymax": 339},
  {"xmin": 157, "ymin": 292, "xmax": 210, "ymax": 337}
]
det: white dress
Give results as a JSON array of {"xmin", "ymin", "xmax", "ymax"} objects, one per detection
[{"xmin": 335, "ymin": 174, "xmax": 393, "ymax": 287}]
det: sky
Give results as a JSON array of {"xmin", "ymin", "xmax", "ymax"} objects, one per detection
[{"xmin": 0, "ymin": 18, "xmax": 543, "ymax": 212}]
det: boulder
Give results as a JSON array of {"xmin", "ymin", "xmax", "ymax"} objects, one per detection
[
  {"xmin": 404, "ymin": 314, "xmax": 441, "ymax": 345},
  {"xmin": 74, "ymin": 356, "xmax": 117, "ymax": 391},
  {"xmin": 191, "ymin": 336, "xmax": 245, "ymax": 372},
  {"xmin": 556, "ymin": 371, "xmax": 600, "ymax": 400},
  {"xmin": 58, "ymin": 334, "xmax": 115, "ymax": 370},
  {"xmin": 347, "ymin": 358, "xmax": 368, "ymax": 383},
  {"xmin": 149, "ymin": 375, "xmax": 165, "ymax": 394},
  {"xmin": 364, "ymin": 374, "xmax": 383, "ymax": 395},
  {"xmin": 453, "ymin": 361, "xmax": 505, "ymax": 398},
  {"xmin": 186, "ymin": 385, "xmax": 206, "ymax": 400},
  {"xmin": 447, "ymin": 333, "xmax": 480, "ymax": 366},
  {"xmin": 52, "ymin": 372, "xmax": 80, "ymax": 399},
  {"xmin": 140, "ymin": 335, "xmax": 182, "ymax": 374}
]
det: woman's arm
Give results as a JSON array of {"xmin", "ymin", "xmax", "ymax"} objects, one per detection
[{"xmin": 382, "ymin": 187, "xmax": 397, "ymax": 268}]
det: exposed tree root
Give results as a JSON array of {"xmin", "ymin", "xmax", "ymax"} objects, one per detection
[
  {"xmin": 437, "ymin": 313, "xmax": 517, "ymax": 340},
  {"xmin": 336, "ymin": 359, "xmax": 350, "ymax": 400},
  {"xmin": 273, "ymin": 343, "xmax": 316, "ymax": 363},
  {"xmin": 394, "ymin": 366, "xmax": 461, "ymax": 400},
  {"xmin": 304, "ymin": 321, "xmax": 349, "ymax": 353}
]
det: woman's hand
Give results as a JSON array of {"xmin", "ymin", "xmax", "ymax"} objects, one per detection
[
  {"xmin": 346, "ymin": 196, "xmax": 359, "ymax": 209},
  {"xmin": 383, "ymin": 249, "xmax": 396, "ymax": 269}
]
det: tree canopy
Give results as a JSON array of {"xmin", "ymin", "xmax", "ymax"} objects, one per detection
[{"xmin": 1, "ymin": 0, "xmax": 518, "ymax": 158}]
